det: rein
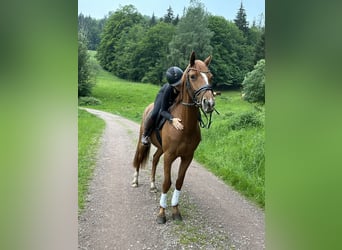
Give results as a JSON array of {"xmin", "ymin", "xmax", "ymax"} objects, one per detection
[
  {"xmin": 199, "ymin": 106, "xmax": 220, "ymax": 129},
  {"xmin": 181, "ymin": 67, "xmax": 219, "ymax": 129}
]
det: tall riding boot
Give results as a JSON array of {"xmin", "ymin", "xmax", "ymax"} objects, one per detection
[{"xmin": 141, "ymin": 115, "xmax": 154, "ymax": 145}]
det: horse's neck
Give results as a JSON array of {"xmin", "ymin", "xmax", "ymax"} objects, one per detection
[{"xmin": 178, "ymin": 92, "xmax": 199, "ymax": 129}]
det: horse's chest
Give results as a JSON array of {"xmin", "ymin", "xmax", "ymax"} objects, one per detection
[{"xmin": 177, "ymin": 132, "xmax": 200, "ymax": 150}]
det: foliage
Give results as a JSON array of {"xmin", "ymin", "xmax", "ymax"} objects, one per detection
[
  {"xmin": 172, "ymin": 14, "xmax": 180, "ymax": 26},
  {"xmin": 254, "ymin": 29, "xmax": 265, "ymax": 62},
  {"xmin": 229, "ymin": 110, "xmax": 264, "ymax": 130},
  {"xmin": 242, "ymin": 59, "xmax": 265, "ymax": 104},
  {"xmin": 78, "ymin": 109, "xmax": 105, "ymax": 211},
  {"xmin": 168, "ymin": 0, "xmax": 213, "ymax": 68},
  {"xmin": 150, "ymin": 13, "xmax": 157, "ymax": 26},
  {"xmin": 208, "ymin": 15, "xmax": 256, "ymax": 87},
  {"xmin": 88, "ymin": 50, "xmax": 102, "ymax": 75},
  {"xmin": 78, "ymin": 14, "xmax": 106, "ymax": 50},
  {"xmin": 78, "ymin": 33, "xmax": 94, "ymax": 97},
  {"xmin": 93, "ymin": 2, "xmax": 264, "ymax": 88},
  {"xmin": 208, "ymin": 16, "xmax": 243, "ymax": 87},
  {"xmin": 163, "ymin": 6, "xmax": 175, "ymax": 23},
  {"xmin": 113, "ymin": 24, "xmax": 147, "ymax": 81},
  {"xmin": 78, "ymin": 96, "xmax": 102, "ymax": 106},
  {"xmin": 96, "ymin": 5, "xmax": 145, "ymax": 72},
  {"xmin": 234, "ymin": 3, "xmax": 249, "ymax": 37},
  {"xmin": 138, "ymin": 22, "xmax": 175, "ymax": 84}
]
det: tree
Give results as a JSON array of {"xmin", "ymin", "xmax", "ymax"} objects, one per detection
[
  {"xmin": 78, "ymin": 33, "xmax": 93, "ymax": 97},
  {"xmin": 234, "ymin": 2, "xmax": 249, "ymax": 37},
  {"xmin": 168, "ymin": 0, "xmax": 213, "ymax": 68},
  {"xmin": 138, "ymin": 22, "xmax": 176, "ymax": 84},
  {"xmin": 96, "ymin": 5, "xmax": 145, "ymax": 72},
  {"xmin": 254, "ymin": 29, "xmax": 265, "ymax": 62},
  {"xmin": 242, "ymin": 59, "xmax": 265, "ymax": 104},
  {"xmin": 208, "ymin": 16, "xmax": 242, "ymax": 87},
  {"xmin": 114, "ymin": 24, "xmax": 146, "ymax": 81},
  {"xmin": 208, "ymin": 15, "xmax": 256, "ymax": 87},
  {"xmin": 172, "ymin": 14, "xmax": 180, "ymax": 26},
  {"xmin": 163, "ymin": 6, "xmax": 174, "ymax": 23},
  {"xmin": 150, "ymin": 12, "xmax": 157, "ymax": 26},
  {"xmin": 78, "ymin": 14, "xmax": 103, "ymax": 50}
]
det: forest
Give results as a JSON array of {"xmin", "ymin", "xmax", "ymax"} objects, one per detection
[{"xmin": 78, "ymin": 0, "xmax": 264, "ymax": 89}]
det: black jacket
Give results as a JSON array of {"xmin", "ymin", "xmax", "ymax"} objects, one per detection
[{"xmin": 152, "ymin": 83, "xmax": 179, "ymax": 122}]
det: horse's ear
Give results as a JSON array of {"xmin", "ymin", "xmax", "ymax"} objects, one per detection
[
  {"xmin": 190, "ymin": 51, "xmax": 196, "ymax": 66},
  {"xmin": 204, "ymin": 55, "xmax": 212, "ymax": 66}
]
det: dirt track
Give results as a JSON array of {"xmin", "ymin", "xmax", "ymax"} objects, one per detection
[{"xmin": 78, "ymin": 108, "xmax": 264, "ymax": 249}]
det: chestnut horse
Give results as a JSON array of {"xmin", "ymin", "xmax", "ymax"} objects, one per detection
[{"xmin": 132, "ymin": 52, "xmax": 215, "ymax": 224}]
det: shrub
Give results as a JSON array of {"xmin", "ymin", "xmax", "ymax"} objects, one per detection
[
  {"xmin": 242, "ymin": 59, "xmax": 265, "ymax": 104},
  {"xmin": 78, "ymin": 96, "xmax": 102, "ymax": 106},
  {"xmin": 78, "ymin": 33, "xmax": 94, "ymax": 97},
  {"xmin": 229, "ymin": 110, "xmax": 263, "ymax": 130}
]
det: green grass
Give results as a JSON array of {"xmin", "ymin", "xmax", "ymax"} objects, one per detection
[
  {"xmin": 81, "ymin": 50, "xmax": 265, "ymax": 207},
  {"xmin": 78, "ymin": 108, "xmax": 105, "ymax": 211},
  {"xmin": 90, "ymin": 68, "xmax": 159, "ymax": 122},
  {"xmin": 196, "ymin": 94, "xmax": 265, "ymax": 206}
]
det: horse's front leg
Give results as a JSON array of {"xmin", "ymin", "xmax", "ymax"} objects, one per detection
[
  {"xmin": 157, "ymin": 154, "xmax": 174, "ymax": 224},
  {"xmin": 150, "ymin": 148, "xmax": 163, "ymax": 192},
  {"xmin": 171, "ymin": 155, "xmax": 193, "ymax": 221}
]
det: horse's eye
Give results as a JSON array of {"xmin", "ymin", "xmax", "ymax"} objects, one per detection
[{"xmin": 190, "ymin": 75, "xmax": 196, "ymax": 80}]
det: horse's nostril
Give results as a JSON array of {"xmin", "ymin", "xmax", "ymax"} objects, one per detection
[{"xmin": 204, "ymin": 99, "xmax": 214, "ymax": 107}]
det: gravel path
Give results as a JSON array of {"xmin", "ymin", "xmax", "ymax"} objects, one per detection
[{"xmin": 78, "ymin": 108, "xmax": 264, "ymax": 250}]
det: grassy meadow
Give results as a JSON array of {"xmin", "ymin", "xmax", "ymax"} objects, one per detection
[
  {"xmin": 78, "ymin": 108, "xmax": 105, "ymax": 211},
  {"xmin": 79, "ymin": 50, "xmax": 265, "ymax": 207}
]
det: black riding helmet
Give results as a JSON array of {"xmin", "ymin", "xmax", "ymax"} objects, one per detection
[{"xmin": 166, "ymin": 66, "xmax": 183, "ymax": 87}]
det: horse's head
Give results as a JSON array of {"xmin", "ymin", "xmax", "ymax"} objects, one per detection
[{"xmin": 182, "ymin": 52, "xmax": 215, "ymax": 113}]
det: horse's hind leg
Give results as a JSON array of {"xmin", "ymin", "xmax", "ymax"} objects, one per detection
[
  {"xmin": 131, "ymin": 167, "xmax": 139, "ymax": 187},
  {"xmin": 150, "ymin": 148, "xmax": 162, "ymax": 192}
]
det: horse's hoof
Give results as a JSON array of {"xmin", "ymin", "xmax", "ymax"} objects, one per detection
[
  {"xmin": 157, "ymin": 215, "xmax": 166, "ymax": 224},
  {"xmin": 150, "ymin": 187, "xmax": 158, "ymax": 193},
  {"xmin": 131, "ymin": 183, "xmax": 138, "ymax": 188},
  {"xmin": 172, "ymin": 213, "xmax": 182, "ymax": 221}
]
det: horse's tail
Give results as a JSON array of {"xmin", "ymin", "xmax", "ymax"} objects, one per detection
[{"xmin": 133, "ymin": 112, "xmax": 151, "ymax": 169}]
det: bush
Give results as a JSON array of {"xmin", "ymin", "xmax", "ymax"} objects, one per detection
[
  {"xmin": 242, "ymin": 59, "xmax": 265, "ymax": 104},
  {"xmin": 78, "ymin": 33, "xmax": 94, "ymax": 97},
  {"xmin": 78, "ymin": 96, "xmax": 102, "ymax": 106},
  {"xmin": 229, "ymin": 110, "xmax": 263, "ymax": 130}
]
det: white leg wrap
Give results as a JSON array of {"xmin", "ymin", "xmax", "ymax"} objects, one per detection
[
  {"xmin": 132, "ymin": 170, "xmax": 139, "ymax": 184},
  {"xmin": 171, "ymin": 189, "xmax": 181, "ymax": 207},
  {"xmin": 160, "ymin": 193, "xmax": 167, "ymax": 208}
]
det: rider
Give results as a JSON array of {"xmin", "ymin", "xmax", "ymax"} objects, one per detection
[{"xmin": 141, "ymin": 66, "xmax": 184, "ymax": 145}]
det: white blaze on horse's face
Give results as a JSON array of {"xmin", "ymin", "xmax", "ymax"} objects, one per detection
[
  {"xmin": 200, "ymin": 72, "xmax": 215, "ymax": 113},
  {"xmin": 200, "ymin": 72, "xmax": 209, "ymax": 85}
]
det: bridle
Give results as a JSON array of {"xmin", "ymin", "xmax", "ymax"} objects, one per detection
[
  {"xmin": 182, "ymin": 67, "xmax": 219, "ymax": 128},
  {"xmin": 183, "ymin": 67, "xmax": 213, "ymax": 106}
]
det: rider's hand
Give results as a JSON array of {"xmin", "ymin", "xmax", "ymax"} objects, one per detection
[{"xmin": 172, "ymin": 118, "xmax": 184, "ymax": 130}]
